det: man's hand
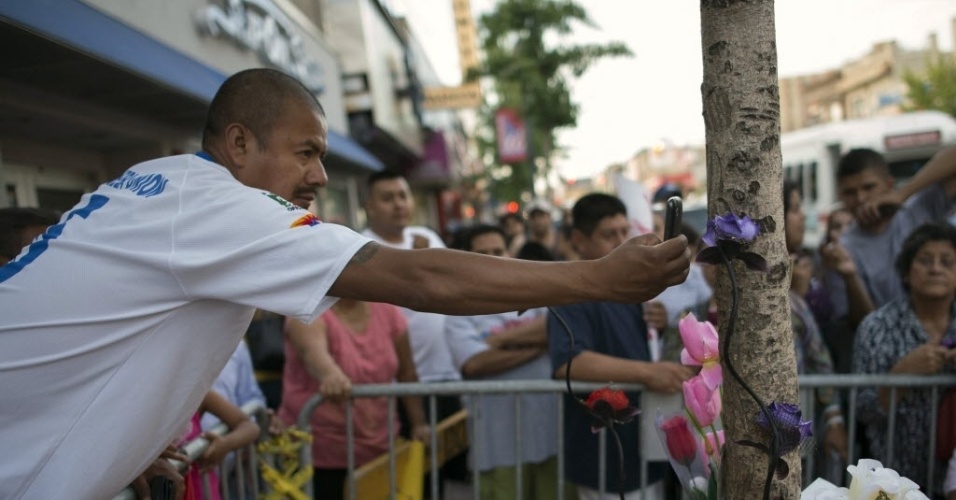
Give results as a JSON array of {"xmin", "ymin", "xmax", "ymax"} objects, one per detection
[
  {"xmin": 856, "ymin": 191, "xmax": 902, "ymax": 228},
  {"xmin": 601, "ymin": 234, "xmax": 691, "ymax": 303},
  {"xmin": 643, "ymin": 361, "xmax": 696, "ymax": 394},
  {"xmin": 130, "ymin": 454, "xmax": 185, "ymax": 500},
  {"xmin": 318, "ymin": 366, "xmax": 352, "ymax": 402},
  {"xmin": 643, "ymin": 301, "xmax": 668, "ymax": 331},
  {"xmin": 820, "ymin": 241, "xmax": 857, "ymax": 277},
  {"xmin": 485, "ymin": 333, "xmax": 506, "ymax": 350}
]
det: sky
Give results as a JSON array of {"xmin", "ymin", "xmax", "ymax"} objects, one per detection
[{"xmin": 387, "ymin": 0, "xmax": 956, "ymax": 180}]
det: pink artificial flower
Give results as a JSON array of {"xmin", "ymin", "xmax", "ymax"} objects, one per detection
[
  {"xmin": 683, "ymin": 375, "xmax": 722, "ymax": 428},
  {"xmin": 679, "ymin": 313, "xmax": 722, "ymax": 390},
  {"xmin": 697, "ymin": 429, "xmax": 725, "ymax": 475}
]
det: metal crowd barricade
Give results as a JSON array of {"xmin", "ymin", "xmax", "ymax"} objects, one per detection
[
  {"xmin": 798, "ymin": 373, "xmax": 956, "ymax": 497},
  {"xmin": 110, "ymin": 374, "xmax": 956, "ymax": 499},
  {"xmin": 113, "ymin": 400, "xmax": 268, "ymax": 500},
  {"xmin": 296, "ymin": 380, "xmax": 660, "ymax": 500},
  {"xmin": 296, "ymin": 374, "xmax": 956, "ymax": 500}
]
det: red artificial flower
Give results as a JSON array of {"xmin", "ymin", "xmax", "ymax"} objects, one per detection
[
  {"xmin": 660, "ymin": 415, "xmax": 698, "ymax": 466},
  {"xmin": 582, "ymin": 386, "xmax": 639, "ymax": 432},
  {"xmin": 584, "ymin": 387, "xmax": 630, "ymax": 412}
]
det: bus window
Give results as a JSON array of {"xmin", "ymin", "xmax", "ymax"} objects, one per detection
[
  {"xmin": 796, "ymin": 163, "xmax": 805, "ymax": 195},
  {"xmin": 808, "ymin": 161, "xmax": 818, "ymax": 203}
]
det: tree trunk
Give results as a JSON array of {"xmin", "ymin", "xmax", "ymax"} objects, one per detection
[{"xmin": 699, "ymin": 1, "xmax": 801, "ymax": 498}]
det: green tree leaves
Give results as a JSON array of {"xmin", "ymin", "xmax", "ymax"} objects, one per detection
[
  {"xmin": 904, "ymin": 54, "xmax": 956, "ymax": 117},
  {"xmin": 469, "ymin": 0, "xmax": 631, "ymax": 204}
]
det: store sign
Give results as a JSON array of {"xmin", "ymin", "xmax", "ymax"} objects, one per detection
[
  {"xmin": 196, "ymin": 0, "xmax": 325, "ymax": 94},
  {"xmin": 494, "ymin": 107, "xmax": 528, "ymax": 164},
  {"xmin": 423, "ymin": 83, "xmax": 482, "ymax": 110}
]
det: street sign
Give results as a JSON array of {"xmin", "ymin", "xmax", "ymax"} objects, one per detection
[{"xmin": 423, "ymin": 83, "xmax": 482, "ymax": 110}]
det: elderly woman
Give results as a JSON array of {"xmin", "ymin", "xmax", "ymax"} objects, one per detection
[{"xmin": 854, "ymin": 222, "xmax": 956, "ymax": 489}]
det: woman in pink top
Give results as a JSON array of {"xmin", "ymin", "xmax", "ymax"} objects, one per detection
[{"xmin": 279, "ymin": 299, "xmax": 428, "ymax": 500}]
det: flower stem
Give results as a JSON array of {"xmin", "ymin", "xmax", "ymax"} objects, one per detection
[
  {"xmin": 607, "ymin": 423, "xmax": 627, "ymax": 500},
  {"xmin": 549, "ymin": 306, "xmax": 628, "ymax": 500},
  {"xmin": 683, "ymin": 463, "xmax": 707, "ymax": 500},
  {"xmin": 685, "ymin": 407, "xmax": 708, "ymax": 441},
  {"xmin": 718, "ymin": 247, "xmax": 780, "ymax": 500}
]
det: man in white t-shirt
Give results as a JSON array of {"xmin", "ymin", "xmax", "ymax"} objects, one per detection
[
  {"xmin": 0, "ymin": 68, "xmax": 693, "ymax": 500},
  {"xmin": 360, "ymin": 171, "xmax": 468, "ymax": 490},
  {"xmin": 360, "ymin": 171, "xmax": 459, "ymax": 384}
]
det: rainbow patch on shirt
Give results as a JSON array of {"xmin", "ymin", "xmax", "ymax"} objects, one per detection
[{"xmin": 290, "ymin": 213, "xmax": 321, "ymax": 228}]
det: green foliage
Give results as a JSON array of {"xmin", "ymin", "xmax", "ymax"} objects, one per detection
[
  {"xmin": 469, "ymin": 0, "xmax": 631, "ymax": 204},
  {"xmin": 903, "ymin": 54, "xmax": 956, "ymax": 117}
]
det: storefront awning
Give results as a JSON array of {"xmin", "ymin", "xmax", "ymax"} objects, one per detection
[{"xmin": 0, "ymin": 0, "xmax": 383, "ymax": 172}]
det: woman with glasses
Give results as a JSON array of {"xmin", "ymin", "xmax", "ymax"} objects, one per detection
[{"xmin": 854, "ymin": 222, "xmax": 956, "ymax": 490}]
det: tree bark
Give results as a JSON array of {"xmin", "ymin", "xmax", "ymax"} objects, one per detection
[{"xmin": 699, "ymin": 1, "xmax": 801, "ymax": 498}]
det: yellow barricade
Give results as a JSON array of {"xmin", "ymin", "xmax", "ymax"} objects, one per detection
[
  {"xmin": 346, "ymin": 409, "xmax": 469, "ymax": 500},
  {"xmin": 257, "ymin": 427, "xmax": 313, "ymax": 500}
]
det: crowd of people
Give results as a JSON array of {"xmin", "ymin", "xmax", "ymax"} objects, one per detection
[
  {"xmin": 0, "ymin": 67, "xmax": 955, "ymax": 500},
  {"xmin": 773, "ymin": 145, "xmax": 956, "ymax": 495}
]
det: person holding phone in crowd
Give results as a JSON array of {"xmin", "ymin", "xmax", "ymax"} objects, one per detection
[{"xmin": 0, "ymin": 68, "xmax": 691, "ymax": 499}]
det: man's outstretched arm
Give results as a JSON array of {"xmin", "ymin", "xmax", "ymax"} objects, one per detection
[{"xmin": 328, "ymin": 234, "xmax": 691, "ymax": 316}]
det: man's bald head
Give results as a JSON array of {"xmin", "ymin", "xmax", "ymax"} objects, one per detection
[{"xmin": 202, "ymin": 68, "xmax": 324, "ymax": 152}]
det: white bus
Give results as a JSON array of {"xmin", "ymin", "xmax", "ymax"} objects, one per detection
[{"xmin": 781, "ymin": 110, "xmax": 956, "ymax": 246}]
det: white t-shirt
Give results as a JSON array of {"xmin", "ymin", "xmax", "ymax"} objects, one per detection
[
  {"xmin": 361, "ymin": 226, "xmax": 461, "ymax": 382},
  {"xmin": 654, "ymin": 263, "xmax": 712, "ymax": 326},
  {"xmin": 0, "ymin": 154, "xmax": 370, "ymax": 499},
  {"xmin": 444, "ymin": 309, "xmax": 558, "ymax": 471}
]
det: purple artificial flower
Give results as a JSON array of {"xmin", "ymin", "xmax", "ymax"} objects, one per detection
[
  {"xmin": 697, "ymin": 213, "xmax": 768, "ymax": 271},
  {"xmin": 941, "ymin": 337, "xmax": 956, "ymax": 349},
  {"xmin": 702, "ymin": 213, "xmax": 760, "ymax": 246},
  {"xmin": 755, "ymin": 401, "xmax": 813, "ymax": 456}
]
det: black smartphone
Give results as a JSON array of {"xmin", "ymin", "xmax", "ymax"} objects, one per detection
[{"xmin": 664, "ymin": 196, "xmax": 683, "ymax": 240}]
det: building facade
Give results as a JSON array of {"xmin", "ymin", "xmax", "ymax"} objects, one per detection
[
  {"xmin": 779, "ymin": 19, "xmax": 956, "ymax": 133},
  {"xmin": 0, "ymin": 0, "xmax": 386, "ymax": 228}
]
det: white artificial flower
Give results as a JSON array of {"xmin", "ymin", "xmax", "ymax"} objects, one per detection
[
  {"xmin": 688, "ymin": 476, "xmax": 708, "ymax": 492},
  {"xmin": 801, "ymin": 478, "xmax": 849, "ymax": 499},
  {"xmin": 818, "ymin": 489, "xmax": 850, "ymax": 500},
  {"xmin": 846, "ymin": 459, "xmax": 929, "ymax": 500}
]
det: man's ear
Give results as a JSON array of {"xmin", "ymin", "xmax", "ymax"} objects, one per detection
[
  {"xmin": 570, "ymin": 228, "xmax": 586, "ymax": 254},
  {"xmin": 223, "ymin": 123, "xmax": 251, "ymax": 168}
]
